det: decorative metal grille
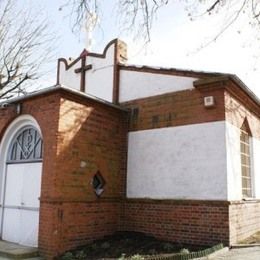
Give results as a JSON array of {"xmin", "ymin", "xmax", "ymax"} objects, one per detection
[
  {"xmin": 8, "ymin": 127, "xmax": 43, "ymax": 162},
  {"xmin": 92, "ymin": 171, "xmax": 105, "ymax": 196}
]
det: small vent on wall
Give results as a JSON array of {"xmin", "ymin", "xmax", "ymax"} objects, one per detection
[
  {"xmin": 131, "ymin": 107, "xmax": 139, "ymax": 120},
  {"xmin": 131, "ymin": 107, "xmax": 139, "ymax": 127},
  {"xmin": 204, "ymin": 96, "xmax": 215, "ymax": 108}
]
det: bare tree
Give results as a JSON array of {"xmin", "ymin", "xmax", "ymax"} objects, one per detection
[
  {"xmin": 186, "ymin": 1, "xmax": 260, "ymax": 47},
  {"xmin": 63, "ymin": 0, "xmax": 260, "ymax": 44},
  {"xmin": 61, "ymin": 0, "xmax": 169, "ymax": 42},
  {"xmin": 0, "ymin": 0, "xmax": 54, "ymax": 100}
]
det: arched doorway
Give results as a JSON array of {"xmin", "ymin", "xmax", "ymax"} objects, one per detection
[{"xmin": 0, "ymin": 116, "xmax": 43, "ymax": 247}]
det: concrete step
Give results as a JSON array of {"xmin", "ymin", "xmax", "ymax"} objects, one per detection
[
  {"xmin": 0, "ymin": 241, "xmax": 39, "ymax": 259},
  {"xmin": 0, "ymin": 257, "xmax": 44, "ymax": 260}
]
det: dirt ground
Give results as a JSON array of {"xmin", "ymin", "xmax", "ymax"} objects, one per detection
[
  {"xmin": 239, "ymin": 231, "xmax": 260, "ymax": 244},
  {"xmin": 60, "ymin": 232, "xmax": 206, "ymax": 259}
]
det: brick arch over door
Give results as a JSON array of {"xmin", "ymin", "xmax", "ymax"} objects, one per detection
[{"xmin": 0, "ymin": 115, "xmax": 43, "ymax": 247}]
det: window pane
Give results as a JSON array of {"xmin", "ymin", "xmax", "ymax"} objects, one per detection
[
  {"xmin": 240, "ymin": 143, "xmax": 245, "ymax": 153},
  {"xmin": 240, "ymin": 122, "xmax": 252, "ymax": 198}
]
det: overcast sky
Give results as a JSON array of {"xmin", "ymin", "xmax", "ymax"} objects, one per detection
[{"xmin": 32, "ymin": 0, "xmax": 260, "ymax": 98}]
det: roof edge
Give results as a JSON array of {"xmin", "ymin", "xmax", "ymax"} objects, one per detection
[
  {"xmin": 119, "ymin": 63, "xmax": 229, "ymax": 78},
  {"xmin": 193, "ymin": 76, "xmax": 230, "ymax": 87},
  {"xmin": 194, "ymin": 75, "xmax": 260, "ymax": 108},
  {"xmin": 0, "ymin": 85, "xmax": 128, "ymax": 112}
]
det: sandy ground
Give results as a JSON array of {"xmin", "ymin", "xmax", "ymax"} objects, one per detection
[{"xmin": 211, "ymin": 246, "xmax": 260, "ymax": 260}]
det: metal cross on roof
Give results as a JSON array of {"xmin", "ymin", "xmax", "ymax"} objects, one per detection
[{"xmin": 74, "ymin": 49, "xmax": 92, "ymax": 92}]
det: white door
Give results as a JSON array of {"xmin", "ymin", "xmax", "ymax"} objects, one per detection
[
  {"xmin": 2, "ymin": 126, "xmax": 43, "ymax": 247},
  {"xmin": 2, "ymin": 163, "xmax": 42, "ymax": 247}
]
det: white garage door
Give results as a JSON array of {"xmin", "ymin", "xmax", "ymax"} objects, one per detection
[{"xmin": 2, "ymin": 127, "xmax": 43, "ymax": 247}]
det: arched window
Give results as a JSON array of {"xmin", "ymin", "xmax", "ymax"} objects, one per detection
[
  {"xmin": 7, "ymin": 126, "xmax": 43, "ymax": 163},
  {"xmin": 240, "ymin": 120, "xmax": 252, "ymax": 198}
]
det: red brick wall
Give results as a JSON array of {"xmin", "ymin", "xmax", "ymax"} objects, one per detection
[
  {"xmin": 40, "ymin": 92, "xmax": 128, "ymax": 258},
  {"xmin": 117, "ymin": 86, "xmax": 230, "ymax": 248},
  {"xmin": 39, "ymin": 200, "xmax": 123, "ymax": 258},
  {"xmin": 2, "ymin": 86, "xmax": 260, "ymax": 258},
  {"xmin": 0, "ymin": 107, "xmax": 16, "ymax": 139},
  {"xmin": 61, "ymin": 200, "xmax": 121, "ymax": 250},
  {"xmin": 0, "ymin": 91, "xmax": 128, "ymax": 259},
  {"xmin": 39, "ymin": 202, "xmax": 63, "ymax": 258},
  {"xmin": 54, "ymin": 93, "xmax": 127, "ymax": 201},
  {"xmin": 121, "ymin": 88, "xmax": 225, "ymax": 132},
  {"xmin": 0, "ymin": 93, "xmax": 61, "ymax": 259},
  {"xmin": 0, "ymin": 93, "xmax": 62, "ymax": 200},
  {"xmin": 120, "ymin": 199, "xmax": 260, "ymax": 247},
  {"xmin": 121, "ymin": 199, "xmax": 230, "ymax": 246}
]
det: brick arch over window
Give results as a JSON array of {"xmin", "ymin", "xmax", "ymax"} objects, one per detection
[{"xmin": 240, "ymin": 118, "xmax": 252, "ymax": 137}]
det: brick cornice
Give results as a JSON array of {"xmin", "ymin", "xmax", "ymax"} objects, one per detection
[
  {"xmin": 229, "ymin": 199, "xmax": 260, "ymax": 205},
  {"xmin": 125, "ymin": 198, "xmax": 230, "ymax": 206},
  {"xmin": 125, "ymin": 198, "xmax": 260, "ymax": 206},
  {"xmin": 40, "ymin": 197, "xmax": 122, "ymax": 204},
  {"xmin": 41, "ymin": 196, "xmax": 260, "ymax": 206}
]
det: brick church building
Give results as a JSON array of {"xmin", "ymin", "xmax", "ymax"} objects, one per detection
[{"xmin": 0, "ymin": 39, "xmax": 260, "ymax": 258}]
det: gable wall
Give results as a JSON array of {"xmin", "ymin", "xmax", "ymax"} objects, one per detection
[
  {"xmin": 58, "ymin": 39, "xmax": 128, "ymax": 104},
  {"xmin": 58, "ymin": 46, "xmax": 115, "ymax": 102}
]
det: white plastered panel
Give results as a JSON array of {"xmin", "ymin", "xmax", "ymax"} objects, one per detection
[
  {"xmin": 127, "ymin": 121, "xmax": 227, "ymax": 200},
  {"xmin": 119, "ymin": 70, "xmax": 197, "ymax": 102}
]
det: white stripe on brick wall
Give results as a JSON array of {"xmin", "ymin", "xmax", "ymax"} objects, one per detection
[{"xmin": 127, "ymin": 121, "xmax": 227, "ymax": 200}]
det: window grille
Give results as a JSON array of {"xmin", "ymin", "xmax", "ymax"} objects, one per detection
[
  {"xmin": 8, "ymin": 127, "xmax": 43, "ymax": 163},
  {"xmin": 240, "ymin": 122, "xmax": 252, "ymax": 197}
]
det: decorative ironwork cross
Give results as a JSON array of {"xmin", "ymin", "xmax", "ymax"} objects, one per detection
[
  {"xmin": 74, "ymin": 49, "xmax": 92, "ymax": 92},
  {"xmin": 9, "ymin": 127, "xmax": 43, "ymax": 161}
]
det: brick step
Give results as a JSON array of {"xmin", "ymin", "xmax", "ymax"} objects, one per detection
[{"xmin": 0, "ymin": 241, "xmax": 39, "ymax": 259}]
